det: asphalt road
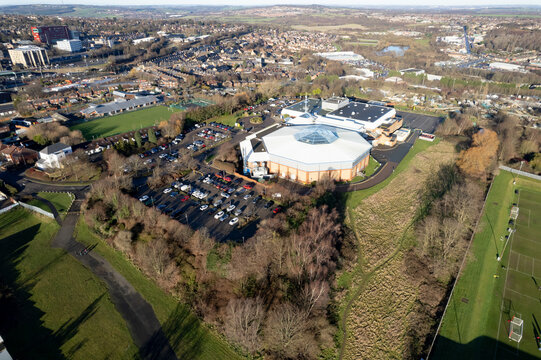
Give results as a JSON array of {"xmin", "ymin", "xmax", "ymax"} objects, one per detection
[{"xmin": 336, "ymin": 130, "xmax": 420, "ymax": 192}]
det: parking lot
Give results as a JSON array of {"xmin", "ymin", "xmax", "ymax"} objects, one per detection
[
  {"xmin": 397, "ymin": 110, "xmax": 443, "ymax": 134},
  {"xmin": 135, "ymin": 170, "xmax": 280, "ymax": 242}
]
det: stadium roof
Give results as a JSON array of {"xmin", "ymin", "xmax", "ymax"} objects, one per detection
[{"xmin": 327, "ymin": 102, "xmax": 393, "ymax": 123}]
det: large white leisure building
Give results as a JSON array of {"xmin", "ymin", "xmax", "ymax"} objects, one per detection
[{"xmin": 240, "ymin": 97, "xmax": 402, "ymax": 183}]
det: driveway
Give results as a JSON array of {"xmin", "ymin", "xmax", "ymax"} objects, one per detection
[{"xmin": 336, "ymin": 130, "xmax": 420, "ymax": 193}]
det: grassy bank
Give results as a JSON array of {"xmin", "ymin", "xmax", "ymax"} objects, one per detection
[
  {"xmin": 0, "ymin": 208, "xmax": 138, "ymax": 360},
  {"xmin": 346, "ymin": 138, "xmax": 440, "ymax": 208},
  {"xmin": 74, "ymin": 218, "xmax": 243, "ymax": 360}
]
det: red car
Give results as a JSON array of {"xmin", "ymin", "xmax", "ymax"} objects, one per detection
[
  {"xmin": 215, "ymin": 172, "xmax": 223, "ymax": 179},
  {"xmin": 181, "ymin": 195, "xmax": 190, "ymax": 202},
  {"xmin": 223, "ymin": 175, "xmax": 232, "ymax": 182},
  {"xmin": 243, "ymin": 183, "xmax": 254, "ymax": 190},
  {"xmin": 273, "ymin": 206, "xmax": 282, "ymax": 214}
]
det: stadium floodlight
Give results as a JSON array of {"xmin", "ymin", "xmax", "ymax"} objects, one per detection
[{"xmin": 508, "ymin": 316, "xmax": 523, "ymax": 342}]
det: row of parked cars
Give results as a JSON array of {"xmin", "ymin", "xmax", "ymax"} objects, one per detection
[{"xmin": 196, "ymin": 128, "xmax": 227, "ymax": 141}]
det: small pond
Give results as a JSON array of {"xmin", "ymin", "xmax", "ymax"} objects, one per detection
[{"xmin": 377, "ymin": 45, "xmax": 410, "ymax": 56}]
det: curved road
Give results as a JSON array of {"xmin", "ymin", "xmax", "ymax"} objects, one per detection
[
  {"xmin": 336, "ymin": 130, "xmax": 420, "ymax": 192},
  {"xmin": 2, "ymin": 173, "xmax": 178, "ymax": 360}
]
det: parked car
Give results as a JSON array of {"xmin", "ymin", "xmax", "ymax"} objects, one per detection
[
  {"xmin": 233, "ymin": 208, "xmax": 242, "ymax": 216},
  {"xmin": 163, "ymin": 188, "xmax": 172, "ymax": 194},
  {"xmin": 200, "ymin": 204, "xmax": 209, "ymax": 211},
  {"xmin": 226, "ymin": 204, "xmax": 236, "ymax": 212},
  {"xmin": 213, "ymin": 199, "xmax": 223, "ymax": 207},
  {"xmin": 273, "ymin": 206, "xmax": 282, "ymax": 214},
  {"xmin": 181, "ymin": 195, "xmax": 190, "ymax": 202},
  {"xmin": 219, "ymin": 213, "xmax": 229, "ymax": 222},
  {"xmin": 264, "ymin": 200, "xmax": 274, "ymax": 209},
  {"xmin": 229, "ymin": 217, "xmax": 239, "ymax": 226},
  {"xmin": 139, "ymin": 195, "xmax": 149, "ymax": 202},
  {"xmin": 243, "ymin": 183, "xmax": 254, "ymax": 190},
  {"xmin": 214, "ymin": 211, "xmax": 225, "ymax": 219}
]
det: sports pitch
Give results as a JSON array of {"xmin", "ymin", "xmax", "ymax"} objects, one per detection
[
  {"xmin": 70, "ymin": 106, "xmax": 181, "ymax": 140},
  {"xmin": 432, "ymin": 170, "xmax": 541, "ymax": 359}
]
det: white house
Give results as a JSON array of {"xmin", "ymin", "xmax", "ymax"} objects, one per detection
[{"xmin": 36, "ymin": 143, "xmax": 72, "ymax": 170}]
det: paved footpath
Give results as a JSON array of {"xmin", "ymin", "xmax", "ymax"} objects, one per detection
[{"xmin": 33, "ymin": 187, "xmax": 178, "ymax": 360}]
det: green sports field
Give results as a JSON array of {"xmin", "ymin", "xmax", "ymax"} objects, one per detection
[
  {"xmin": 432, "ymin": 170, "xmax": 541, "ymax": 359},
  {"xmin": 71, "ymin": 106, "xmax": 181, "ymax": 140}
]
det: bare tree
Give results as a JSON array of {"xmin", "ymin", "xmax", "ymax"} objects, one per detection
[
  {"xmin": 224, "ymin": 297, "xmax": 264, "ymax": 353},
  {"xmin": 264, "ymin": 303, "xmax": 309, "ymax": 359}
]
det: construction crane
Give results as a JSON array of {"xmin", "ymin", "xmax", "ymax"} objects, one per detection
[{"xmin": 463, "ymin": 26, "xmax": 472, "ymax": 54}]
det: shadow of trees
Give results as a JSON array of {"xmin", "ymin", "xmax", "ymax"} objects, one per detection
[
  {"xmin": 140, "ymin": 304, "xmax": 204, "ymax": 360},
  {"xmin": 0, "ymin": 223, "xmax": 105, "ymax": 359},
  {"xmin": 433, "ymin": 335, "xmax": 541, "ymax": 360}
]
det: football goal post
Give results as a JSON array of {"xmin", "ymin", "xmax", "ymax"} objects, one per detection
[{"xmin": 508, "ymin": 316, "xmax": 523, "ymax": 342}]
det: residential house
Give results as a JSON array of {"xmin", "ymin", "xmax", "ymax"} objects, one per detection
[
  {"xmin": 36, "ymin": 142, "xmax": 72, "ymax": 170},
  {"xmin": 0, "ymin": 144, "xmax": 38, "ymax": 165}
]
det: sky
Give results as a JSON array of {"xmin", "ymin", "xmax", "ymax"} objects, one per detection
[{"xmin": 0, "ymin": 0, "xmax": 539, "ymax": 6}]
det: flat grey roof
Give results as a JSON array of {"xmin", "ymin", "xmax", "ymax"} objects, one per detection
[
  {"xmin": 284, "ymin": 98, "xmax": 321, "ymax": 114},
  {"xmin": 328, "ymin": 102, "xmax": 393, "ymax": 123}
]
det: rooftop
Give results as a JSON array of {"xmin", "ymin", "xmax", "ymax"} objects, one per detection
[
  {"xmin": 283, "ymin": 98, "xmax": 321, "ymax": 114},
  {"xmin": 262, "ymin": 124, "xmax": 372, "ymax": 167},
  {"xmin": 328, "ymin": 102, "xmax": 393, "ymax": 123},
  {"xmin": 40, "ymin": 142, "xmax": 70, "ymax": 155}
]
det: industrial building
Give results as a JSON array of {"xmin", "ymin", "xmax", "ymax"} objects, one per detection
[
  {"xmin": 54, "ymin": 39, "xmax": 82, "ymax": 53},
  {"xmin": 31, "ymin": 25, "xmax": 71, "ymax": 44},
  {"xmin": 80, "ymin": 95, "xmax": 159, "ymax": 118},
  {"xmin": 8, "ymin": 45, "xmax": 49, "ymax": 68}
]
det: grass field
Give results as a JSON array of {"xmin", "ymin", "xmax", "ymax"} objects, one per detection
[
  {"xmin": 338, "ymin": 139, "xmax": 457, "ymax": 359},
  {"xmin": 205, "ymin": 113, "xmax": 238, "ymax": 127},
  {"xmin": 75, "ymin": 219, "xmax": 243, "ymax": 360},
  {"xmin": 432, "ymin": 170, "xmax": 541, "ymax": 359},
  {"xmin": 0, "ymin": 208, "xmax": 138, "ymax": 359},
  {"xmin": 27, "ymin": 192, "xmax": 73, "ymax": 220},
  {"xmin": 71, "ymin": 106, "xmax": 181, "ymax": 140},
  {"xmin": 37, "ymin": 192, "xmax": 73, "ymax": 218}
]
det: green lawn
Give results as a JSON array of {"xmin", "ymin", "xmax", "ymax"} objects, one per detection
[
  {"xmin": 350, "ymin": 156, "xmax": 381, "ymax": 182},
  {"xmin": 38, "ymin": 192, "xmax": 73, "ymax": 219},
  {"xmin": 205, "ymin": 114, "xmax": 239, "ymax": 127},
  {"xmin": 75, "ymin": 219, "xmax": 244, "ymax": 360},
  {"xmin": 0, "ymin": 208, "xmax": 139, "ymax": 360},
  {"xmin": 432, "ymin": 170, "xmax": 541, "ymax": 359},
  {"xmin": 346, "ymin": 138, "xmax": 439, "ymax": 208},
  {"xmin": 71, "ymin": 106, "xmax": 181, "ymax": 140}
]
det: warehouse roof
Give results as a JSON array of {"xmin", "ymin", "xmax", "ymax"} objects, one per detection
[{"xmin": 80, "ymin": 95, "xmax": 158, "ymax": 116}]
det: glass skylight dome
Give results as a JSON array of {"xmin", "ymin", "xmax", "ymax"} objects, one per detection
[{"xmin": 294, "ymin": 125, "xmax": 339, "ymax": 145}]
